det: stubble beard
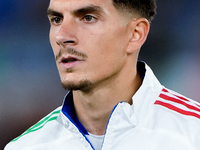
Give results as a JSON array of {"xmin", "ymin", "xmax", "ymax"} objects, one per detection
[
  {"xmin": 56, "ymin": 47, "xmax": 91, "ymax": 91},
  {"xmin": 61, "ymin": 80, "xmax": 92, "ymax": 91}
]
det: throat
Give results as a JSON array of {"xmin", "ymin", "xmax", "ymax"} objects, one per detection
[{"xmin": 73, "ymin": 92, "xmax": 113, "ymax": 135}]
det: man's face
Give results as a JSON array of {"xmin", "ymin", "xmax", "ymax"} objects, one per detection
[{"xmin": 48, "ymin": 0, "xmax": 132, "ymax": 91}]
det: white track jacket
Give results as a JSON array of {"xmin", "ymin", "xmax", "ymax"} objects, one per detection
[{"xmin": 4, "ymin": 62, "xmax": 200, "ymax": 150}]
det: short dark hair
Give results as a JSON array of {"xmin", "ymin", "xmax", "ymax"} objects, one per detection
[{"xmin": 112, "ymin": 0, "xmax": 157, "ymax": 23}]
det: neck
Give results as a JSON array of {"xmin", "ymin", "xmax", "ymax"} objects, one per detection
[{"xmin": 73, "ymin": 64, "xmax": 142, "ymax": 135}]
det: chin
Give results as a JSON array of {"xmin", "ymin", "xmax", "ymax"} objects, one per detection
[{"xmin": 61, "ymin": 79, "xmax": 92, "ymax": 91}]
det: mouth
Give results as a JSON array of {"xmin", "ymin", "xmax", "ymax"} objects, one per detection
[
  {"xmin": 61, "ymin": 56, "xmax": 78, "ymax": 63},
  {"xmin": 58, "ymin": 55, "xmax": 84, "ymax": 69}
]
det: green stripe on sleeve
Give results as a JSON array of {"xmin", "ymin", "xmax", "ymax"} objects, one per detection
[{"xmin": 11, "ymin": 109, "xmax": 60, "ymax": 142}]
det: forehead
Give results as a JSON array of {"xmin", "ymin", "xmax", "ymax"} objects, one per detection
[{"xmin": 48, "ymin": 0, "xmax": 114, "ymax": 11}]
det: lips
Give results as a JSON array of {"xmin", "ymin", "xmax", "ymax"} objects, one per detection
[
  {"xmin": 61, "ymin": 56, "xmax": 78, "ymax": 63},
  {"xmin": 58, "ymin": 55, "xmax": 84, "ymax": 69}
]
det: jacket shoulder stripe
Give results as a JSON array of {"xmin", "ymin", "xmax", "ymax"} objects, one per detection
[
  {"xmin": 154, "ymin": 88, "xmax": 200, "ymax": 119},
  {"xmin": 155, "ymin": 100, "xmax": 200, "ymax": 119},
  {"xmin": 162, "ymin": 88, "xmax": 200, "ymax": 108},
  {"xmin": 11, "ymin": 108, "xmax": 61, "ymax": 142},
  {"xmin": 159, "ymin": 94, "xmax": 200, "ymax": 112},
  {"xmin": 162, "ymin": 88, "xmax": 189, "ymax": 101}
]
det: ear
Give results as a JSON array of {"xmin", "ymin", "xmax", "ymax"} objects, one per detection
[{"xmin": 126, "ymin": 18, "xmax": 150, "ymax": 54}]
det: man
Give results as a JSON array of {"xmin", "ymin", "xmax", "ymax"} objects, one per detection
[{"xmin": 4, "ymin": 0, "xmax": 200, "ymax": 149}]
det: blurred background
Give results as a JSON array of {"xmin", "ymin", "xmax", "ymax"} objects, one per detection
[{"xmin": 0, "ymin": 0, "xmax": 200, "ymax": 149}]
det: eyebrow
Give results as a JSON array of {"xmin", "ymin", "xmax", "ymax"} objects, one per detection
[
  {"xmin": 47, "ymin": 8, "xmax": 63, "ymax": 17},
  {"xmin": 47, "ymin": 5, "xmax": 103, "ymax": 18},
  {"xmin": 72, "ymin": 5, "xmax": 103, "ymax": 17}
]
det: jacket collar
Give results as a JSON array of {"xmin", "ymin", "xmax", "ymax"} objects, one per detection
[{"xmin": 60, "ymin": 61, "xmax": 163, "ymax": 134}]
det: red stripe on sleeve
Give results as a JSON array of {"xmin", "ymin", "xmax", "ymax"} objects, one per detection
[
  {"xmin": 162, "ymin": 88, "xmax": 169, "ymax": 93},
  {"xmin": 159, "ymin": 94, "xmax": 200, "ymax": 113},
  {"xmin": 162, "ymin": 88, "xmax": 189, "ymax": 101},
  {"xmin": 174, "ymin": 95, "xmax": 200, "ymax": 108},
  {"xmin": 155, "ymin": 100, "xmax": 200, "ymax": 119},
  {"xmin": 162, "ymin": 88, "xmax": 200, "ymax": 108}
]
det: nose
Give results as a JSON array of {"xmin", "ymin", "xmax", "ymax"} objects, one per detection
[{"xmin": 56, "ymin": 19, "xmax": 78, "ymax": 47}]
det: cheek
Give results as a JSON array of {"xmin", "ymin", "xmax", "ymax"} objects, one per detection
[
  {"xmin": 83, "ymin": 25, "xmax": 127, "ymax": 64},
  {"xmin": 93, "ymin": 29, "xmax": 128, "ymax": 72},
  {"xmin": 49, "ymin": 29, "xmax": 59, "ymax": 56},
  {"xmin": 49, "ymin": 28, "xmax": 54, "ymax": 44},
  {"xmin": 95, "ymin": 25, "xmax": 127, "ymax": 50},
  {"xmin": 87, "ymin": 37, "xmax": 125, "ymax": 74}
]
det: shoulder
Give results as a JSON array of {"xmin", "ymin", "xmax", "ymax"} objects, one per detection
[
  {"xmin": 4, "ymin": 107, "xmax": 62, "ymax": 150},
  {"xmin": 150, "ymin": 87, "xmax": 200, "ymax": 148},
  {"xmin": 154, "ymin": 88, "xmax": 200, "ymax": 120}
]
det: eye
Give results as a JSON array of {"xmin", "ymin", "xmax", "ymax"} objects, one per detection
[
  {"xmin": 50, "ymin": 16, "xmax": 63, "ymax": 25},
  {"xmin": 83, "ymin": 15, "xmax": 97, "ymax": 23}
]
